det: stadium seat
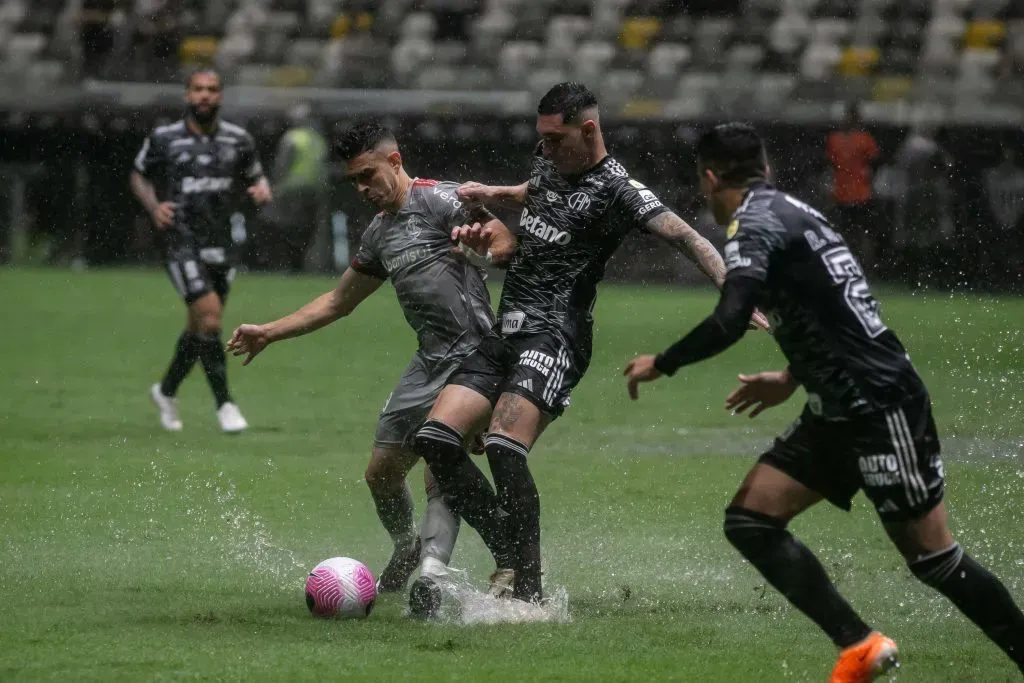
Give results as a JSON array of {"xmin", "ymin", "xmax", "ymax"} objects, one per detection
[
  {"xmin": 964, "ymin": 20, "xmax": 1006, "ymax": 48},
  {"xmin": 179, "ymin": 36, "xmax": 219, "ymax": 66},
  {"xmin": 646, "ymin": 42, "xmax": 692, "ymax": 80},
  {"xmin": 285, "ymin": 38, "xmax": 324, "ymax": 67},
  {"xmin": 391, "ymin": 38, "xmax": 435, "ymax": 84},
  {"xmin": 837, "ymin": 45, "xmax": 881, "ymax": 76},
  {"xmin": 4, "ymin": 32, "xmax": 46, "ymax": 66},
  {"xmin": 619, "ymin": 16, "xmax": 661, "ymax": 50},
  {"xmin": 801, "ymin": 42, "xmax": 844, "ymax": 79},
  {"xmin": 527, "ymin": 66, "xmax": 568, "ymax": 95},
  {"xmin": 574, "ymin": 40, "xmax": 617, "ymax": 84},
  {"xmin": 400, "ymin": 12, "xmax": 437, "ymax": 40},
  {"xmin": 497, "ymin": 40, "xmax": 543, "ymax": 86},
  {"xmin": 872, "ymin": 74, "xmax": 913, "ymax": 99}
]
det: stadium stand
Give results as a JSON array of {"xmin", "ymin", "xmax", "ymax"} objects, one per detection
[{"xmin": 0, "ymin": 0, "xmax": 1022, "ymax": 108}]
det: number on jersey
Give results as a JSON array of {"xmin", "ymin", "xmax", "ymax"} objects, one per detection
[{"xmin": 820, "ymin": 246, "xmax": 887, "ymax": 338}]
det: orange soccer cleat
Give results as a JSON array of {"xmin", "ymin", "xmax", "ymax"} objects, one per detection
[{"xmin": 829, "ymin": 631, "xmax": 900, "ymax": 683}]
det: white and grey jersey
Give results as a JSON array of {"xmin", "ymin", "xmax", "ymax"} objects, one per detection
[
  {"xmin": 133, "ymin": 119, "xmax": 264, "ymax": 255},
  {"xmin": 351, "ymin": 179, "xmax": 495, "ymax": 366},
  {"xmin": 497, "ymin": 148, "xmax": 670, "ymax": 342}
]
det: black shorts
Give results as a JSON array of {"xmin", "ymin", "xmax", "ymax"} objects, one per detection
[
  {"xmin": 760, "ymin": 392, "xmax": 944, "ymax": 522},
  {"xmin": 165, "ymin": 246, "xmax": 236, "ymax": 305},
  {"xmin": 447, "ymin": 330, "xmax": 591, "ymax": 419}
]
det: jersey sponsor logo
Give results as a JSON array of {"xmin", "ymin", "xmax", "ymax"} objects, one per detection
[
  {"xmin": 546, "ymin": 190, "xmax": 560, "ymax": 203},
  {"xmin": 520, "ymin": 209, "xmax": 572, "ymax": 245},
  {"xmin": 638, "ymin": 189, "xmax": 657, "ymax": 203},
  {"xmin": 567, "ymin": 192, "xmax": 591, "ymax": 211},
  {"xmin": 628, "ymin": 178, "xmax": 646, "ymax": 190},
  {"xmin": 181, "ymin": 176, "xmax": 233, "ymax": 194},
  {"xmin": 637, "ymin": 201, "xmax": 663, "ymax": 216},
  {"xmin": 501, "ymin": 311, "xmax": 525, "ymax": 335},
  {"xmin": 383, "ymin": 246, "xmax": 431, "ymax": 273},
  {"xmin": 723, "ymin": 241, "xmax": 751, "ymax": 271},
  {"xmin": 858, "ymin": 454, "xmax": 904, "ymax": 487},
  {"xmin": 726, "ymin": 219, "xmax": 739, "ymax": 239},
  {"xmin": 518, "ymin": 349, "xmax": 555, "ymax": 377},
  {"xmin": 431, "ymin": 185, "xmax": 463, "ymax": 210}
]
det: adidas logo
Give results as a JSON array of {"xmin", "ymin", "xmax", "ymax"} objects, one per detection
[
  {"xmin": 877, "ymin": 499, "xmax": 900, "ymax": 514},
  {"xmin": 517, "ymin": 379, "xmax": 534, "ymax": 392},
  {"xmin": 529, "ymin": 175, "xmax": 541, "ymax": 188}
]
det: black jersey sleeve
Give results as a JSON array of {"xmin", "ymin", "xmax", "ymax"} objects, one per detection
[
  {"xmin": 133, "ymin": 131, "xmax": 166, "ymax": 177},
  {"xmin": 350, "ymin": 222, "xmax": 388, "ymax": 280},
  {"xmin": 653, "ymin": 275, "xmax": 762, "ymax": 376},
  {"xmin": 609, "ymin": 177, "xmax": 671, "ymax": 233},
  {"xmin": 722, "ymin": 207, "xmax": 787, "ymax": 283}
]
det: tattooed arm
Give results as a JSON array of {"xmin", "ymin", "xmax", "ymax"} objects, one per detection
[{"xmin": 645, "ymin": 211, "xmax": 727, "ymax": 290}]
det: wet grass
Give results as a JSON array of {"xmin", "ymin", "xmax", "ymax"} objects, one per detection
[{"xmin": 1, "ymin": 267, "xmax": 1022, "ymax": 681}]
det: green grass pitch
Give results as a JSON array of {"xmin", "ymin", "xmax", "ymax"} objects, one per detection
[{"xmin": 1, "ymin": 266, "xmax": 1023, "ymax": 682}]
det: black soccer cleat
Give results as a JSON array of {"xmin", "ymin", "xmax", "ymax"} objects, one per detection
[
  {"xmin": 377, "ymin": 537, "xmax": 422, "ymax": 593},
  {"xmin": 408, "ymin": 575, "xmax": 443, "ymax": 620}
]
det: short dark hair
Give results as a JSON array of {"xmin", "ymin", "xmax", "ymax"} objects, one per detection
[
  {"xmin": 186, "ymin": 68, "xmax": 221, "ymax": 90},
  {"xmin": 695, "ymin": 123, "xmax": 768, "ymax": 187},
  {"xmin": 537, "ymin": 82, "xmax": 598, "ymax": 123},
  {"xmin": 334, "ymin": 120, "xmax": 397, "ymax": 161}
]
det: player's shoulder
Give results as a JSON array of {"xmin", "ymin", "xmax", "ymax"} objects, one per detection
[
  {"xmin": 217, "ymin": 119, "xmax": 254, "ymax": 143},
  {"xmin": 729, "ymin": 185, "xmax": 788, "ymax": 239},
  {"xmin": 150, "ymin": 119, "xmax": 186, "ymax": 140},
  {"xmin": 412, "ymin": 178, "xmax": 464, "ymax": 214}
]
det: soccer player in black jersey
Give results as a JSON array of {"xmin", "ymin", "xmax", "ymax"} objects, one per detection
[
  {"xmin": 410, "ymin": 82, "xmax": 767, "ymax": 605},
  {"xmin": 130, "ymin": 69, "xmax": 271, "ymax": 433},
  {"xmin": 625, "ymin": 123, "xmax": 1024, "ymax": 681}
]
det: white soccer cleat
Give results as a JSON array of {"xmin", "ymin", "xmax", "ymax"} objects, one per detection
[
  {"xmin": 217, "ymin": 402, "xmax": 248, "ymax": 433},
  {"xmin": 150, "ymin": 384, "xmax": 183, "ymax": 431}
]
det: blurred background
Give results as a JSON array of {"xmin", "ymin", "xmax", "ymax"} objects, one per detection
[{"xmin": 1, "ymin": 0, "xmax": 1023, "ymax": 291}]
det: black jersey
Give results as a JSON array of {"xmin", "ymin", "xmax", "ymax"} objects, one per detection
[
  {"xmin": 497, "ymin": 147, "xmax": 670, "ymax": 342},
  {"xmin": 726, "ymin": 183, "xmax": 924, "ymax": 417},
  {"xmin": 133, "ymin": 119, "xmax": 264, "ymax": 255}
]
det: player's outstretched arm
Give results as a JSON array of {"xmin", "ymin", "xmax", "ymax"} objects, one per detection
[
  {"xmin": 645, "ymin": 211, "xmax": 727, "ymax": 289},
  {"xmin": 227, "ymin": 268, "xmax": 383, "ymax": 365},
  {"xmin": 457, "ymin": 181, "xmax": 529, "ymax": 210},
  {"xmin": 724, "ymin": 368, "xmax": 800, "ymax": 418}
]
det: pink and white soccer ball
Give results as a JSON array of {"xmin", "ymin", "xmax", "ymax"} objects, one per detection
[{"xmin": 305, "ymin": 557, "xmax": 377, "ymax": 618}]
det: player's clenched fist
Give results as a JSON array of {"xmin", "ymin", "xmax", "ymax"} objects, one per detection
[
  {"xmin": 227, "ymin": 323, "xmax": 271, "ymax": 366},
  {"xmin": 456, "ymin": 182, "xmax": 497, "ymax": 206},
  {"xmin": 151, "ymin": 201, "xmax": 177, "ymax": 230}
]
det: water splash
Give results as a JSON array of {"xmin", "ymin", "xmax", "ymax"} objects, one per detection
[{"xmin": 425, "ymin": 568, "xmax": 571, "ymax": 625}]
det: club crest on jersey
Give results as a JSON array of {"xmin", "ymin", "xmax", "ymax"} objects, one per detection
[
  {"xmin": 567, "ymin": 192, "xmax": 591, "ymax": 212},
  {"xmin": 628, "ymin": 179, "xmax": 646, "ymax": 190},
  {"xmin": 406, "ymin": 217, "xmax": 422, "ymax": 238},
  {"xmin": 520, "ymin": 209, "xmax": 571, "ymax": 245},
  {"xmin": 726, "ymin": 220, "xmax": 739, "ymax": 239}
]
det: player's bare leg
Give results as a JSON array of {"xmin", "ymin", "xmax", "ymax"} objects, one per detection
[
  {"xmin": 725, "ymin": 463, "xmax": 891, "ymax": 681},
  {"xmin": 485, "ymin": 392, "xmax": 549, "ymax": 603},
  {"xmin": 411, "ymin": 385, "xmax": 516, "ymax": 574},
  {"xmin": 365, "ymin": 445, "xmax": 422, "ymax": 592},
  {"xmin": 184, "ymin": 291, "xmax": 245, "ymax": 432},
  {"xmin": 883, "ymin": 501, "xmax": 1024, "ymax": 674}
]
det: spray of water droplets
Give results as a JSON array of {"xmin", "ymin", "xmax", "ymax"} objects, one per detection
[{"xmin": 418, "ymin": 567, "xmax": 571, "ymax": 626}]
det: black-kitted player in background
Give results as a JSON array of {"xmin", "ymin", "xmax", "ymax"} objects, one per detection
[
  {"xmin": 410, "ymin": 82, "xmax": 768, "ymax": 608},
  {"xmin": 625, "ymin": 123, "xmax": 1024, "ymax": 682},
  {"xmin": 130, "ymin": 69, "xmax": 272, "ymax": 433}
]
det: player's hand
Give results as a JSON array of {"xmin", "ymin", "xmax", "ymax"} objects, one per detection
[
  {"xmin": 749, "ymin": 308, "xmax": 772, "ymax": 333},
  {"xmin": 150, "ymin": 202, "xmax": 176, "ymax": 230},
  {"xmin": 724, "ymin": 370, "xmax": 798, "ymax": 418},
  {"xmin": 227, "ymin": 324, "xmax": 271, "ymax": 366},
  {"xmin": 456, "ymin": 182, "xmax": 497, "ymax": 207},
  {"xmin": 451, "ymin": 222, "xmax": 492, "ymax": 257},
  {"xmin": 623, "ymin": 354, "xmax": 663, "ymax": 400},
  {"xmin": 247, "ymin": 182, "xmax": 272, "ymax": 205}
]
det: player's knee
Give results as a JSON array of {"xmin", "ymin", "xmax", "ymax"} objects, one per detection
[
  {"xmin": 411, "ymin": 419, "xmax": 463, "ymax": 464},
  {"xmin": 723, "ymin": 505, "xmax": 788, "ymax": 556},
  {"xmin": 364, "ymin": 462, "xmax": 400, "ymax": 494},
  {"xmin": 908, "ymin": 542, "xmax": 963, "ymax": 588}
]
